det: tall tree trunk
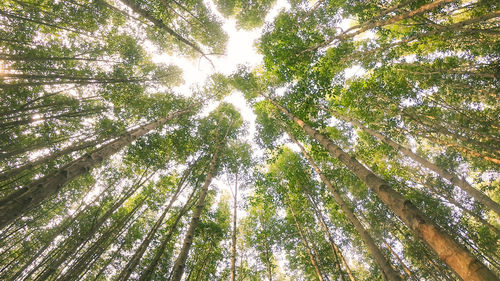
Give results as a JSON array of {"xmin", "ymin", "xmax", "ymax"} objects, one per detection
[
  {"xmin": 230, "ymin": 171, "xmax": 238, "ymax": 281},
  {"xmin": 55, "ymin": 197, "xmax": 147, "ymax": 281},
  {"xmin": 382, "ymin": 239, "xmax": 417, "ymax": 281},
  {"xmin": 138, "ymin": 186, "xmax": 198, "ymax": 281},
  {"xmin": 93, "ymin": 240, "xmax": 127, "ymax": 280},
  {"xmin": 326, "ymin": 108, "xmax": 500, "ymax": 217},
  {"xmin": 284, "ymin": 131, "xmax": 401, "ymax": 281},
  {"xmin": 115, "ymin": 168, "xmax": 192, "ymax": 281},
  {"xmin": 30, "ymin": 173, "xmax": 149, "ymax": 281},
  {"xmin": 307, "ymin": 194, "xmax": 356, "ymax": 281},
  {"xmin": 270, "ymin": 98, "xmax": 498, "ymax": 281},
  {"xmin": 117, "ymin": 0, "xmax": 204, "ymax": 56},
  {"xmin": 6, "ymin": 183, "xmax": 113, "ymax": 281},
  {"xmin": 169, "ymin": 146, "xmax": 221, "ymax": 281},
  {"xmin": 306, "ymin": 0, "xmax": 455, "ymax": 52},
  {"xmin": 288, "ymin": 201, "xmax": 325, "ymax": 281},
  {"xmin": 0, "ymin": 137, "xmax": 101, "ymax": 182},
  {"xmin": 0, "ymin": 107, "xmax": 192, "ymax": 229}
]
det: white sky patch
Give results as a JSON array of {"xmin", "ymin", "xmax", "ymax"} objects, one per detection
[
  {"xmin": 150, "ymin": 0, "xmax": 291, "ymax": 95},
  {"xmin": 339, "ymin": 18, "xmax": 354, "ymax": 32},
  {"xmin": 344, "ymin": 64, "xmax": 366, "ymax": 79}
]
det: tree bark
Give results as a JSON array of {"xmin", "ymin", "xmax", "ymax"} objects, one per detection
[
  {"xmin": 270, "ymin": 98, "xmax": 498, "ymax": 281},
  {"xmin": 115, "ymin": 169, "xmax": 191, "ymax": 281},
  {"xmin": 326, "ymin": 108, "xmax": 500, "ymax": 217},
  {"xmin": 307, "ymin": 194, "xmax": 356, "ymax": 281},
  {"xmin": 0, "ymin": 107, "xmax": 192, "ymax": 229},
  {"xmin": 169, "ymin": 146, "xmax": 221, "ymax": 281},
  {"xmin": 230, "ymin": 171, "xmax": 238, "ymax": 281},
  {"xmin": 288, "ymin": 202, "xmax": 325, "ymax": 281},
  {"xmin": 285, "ymin": 131, "xmax": 401, "ymax": 281}
]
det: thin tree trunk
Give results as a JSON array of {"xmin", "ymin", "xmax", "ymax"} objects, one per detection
[
  {"xmin": 382, "ymin": 239, "xmax": 417, "ymax": 281},
  {"xmin": 326, "ymin": 108, "xmax": 500, "ymax": 217},
  {"xmin": 0, "ymin": 137, "xmax": 102, "ymax": 182},
  {"xmin": 27, "ymin": 173, "xmax": 149, "ymax": 281},
  {"xmin": 138, "ymin": 186, "xmax": 198, "ymax": 281},
  {"xmin": 0, "ymin": 107, "xmax": 192, "ymax": 229},
  {"xmin": 305, "ymin": 0, "xmax": 455, "ymax": 53},
  {"xmin": 284, "ymin": 131, "xmax": 401, "ymax": 281},
  {"xmin": 114, "ymin": 168, "xmax": 192, "ymax": 281},
  {"xmin": 6, "ymin": 183, "xmax": 112, "ymax": 281},
  {"xmin": 55, "ymin": 197, "xmax": 147, "ymax": 281},
  {"xmin": 169, "ymin": 146, "xmax": 221, "ymax": 281},
  {"xmin": 307, "ymin": 194, "xmax": 356, "ymax": 281},
  {"xmin": 337, "ymin": 11, "xmax": 500, "ymax": 67},
  {"xmin": 231, "ymin": 171, "xmax": 238, "ymax": 281},
  {"xmin": 270, "ymin": 98, "xmax": 497, "ymax": 281},
  {"xmin": 93, "ymin": 240, "xmax": 127, "ymax": 280},
  {"xmin": 288, "ymin": 202, "xmax": 325, "ymax": 281},
  {"xmin": 117, "ymin": 0, "xmax": 204, "ymax": 55}
]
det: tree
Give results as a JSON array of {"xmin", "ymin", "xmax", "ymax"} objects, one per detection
[{"xmin": 170, "ymin": 103, "xmax": 244, "ymax": 281}]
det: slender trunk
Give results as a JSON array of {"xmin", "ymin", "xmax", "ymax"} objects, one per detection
[
  {"xmin": 169, "ymin": 147, "xmax": 221, "ymax": 281},
  {"xmin": 306, "ymin": 0, "xmax": 455, "ymax": 52},
  {"xmin": 6, "ymin": 183, "xmax": 112, "ymax": 281},
  {"xmin": 307, "ymin": 194, "xmax": 356, "ymax": 281},
  {"xmin": 284, "ymin": 131, "xmax": 401, "ymax": 281},
  {"xmin": 326, "ymin": 108, "xmax": 500, "ymax": 217},
  {"xmin": 117, "ymin": 0, "xmax": 204, "ymax": 55},
  {"xmin": 193, "ymin": 246, "xmax": 213, "ymax": 281},
  {"xmin": 0, "ymin": 54, "xmax": 119, "ymax": 63},
  {"xmin": 338, "ymin": 11, "xmax": 500, "ymax": 66},
  {"xmin": 267, "ymin": 258, "xmax": 273, "ymax": 281},
  {"xmin": 1, "ymin": 107, "xmax": 105, "ymax": 129},
  {"xmin": 382, "ymin": 240, "xmax": 417, "ymax": 281},
  {"xmin": 270, "ymin": 98, "xmax": 497, "ymax": 281},
  {"xmin": 0, "ymin": 137, "xmax": 101, "ymax": 182},
  {"xmin": 114, "ymin": 170, "xmax": 191, "ymax": 281},
  {"xmin": 0, "ymin": 9, "xmax": 92, "ymax": 36},
  {"xmin": 230, "ymin": 172, "xmax": 238, "ymax": 281},
  {"xmin": 288, "ymin": 202, "xmax": 325, "ymax": 281},
  {"xmin": 29, "ymin": 173, "xmax": 149, "ymax": 281},
  {"xmin": 55, "ymin": 197, "xmax": 147, "ymax": 281},
  {"xmin": 93, "ymin": 240, "xmax": 127, "ymax": 280},
  {"xmin": 0, "ymin": 107, "xmax": 192, "ymax": 229},
  {"xmin": 138, "ymin": 187, "xmax": 198, "ymax": 281},
  {"xmin": 415, "ymin": 177, "xmax": 500, "ymax": 236}
]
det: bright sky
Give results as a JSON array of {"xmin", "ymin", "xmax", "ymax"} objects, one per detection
[
  {"xmin": 143, "ymin": 0, "xmax": 367, "ymax": 211},
  {"xmin": 145, "ymin": 0, "xmax": 291, "ymax": 150}
]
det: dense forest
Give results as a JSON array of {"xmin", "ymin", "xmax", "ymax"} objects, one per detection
[{"xmin": 0, "ymin": 0, "xmax": 499, "ymax": 280}]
